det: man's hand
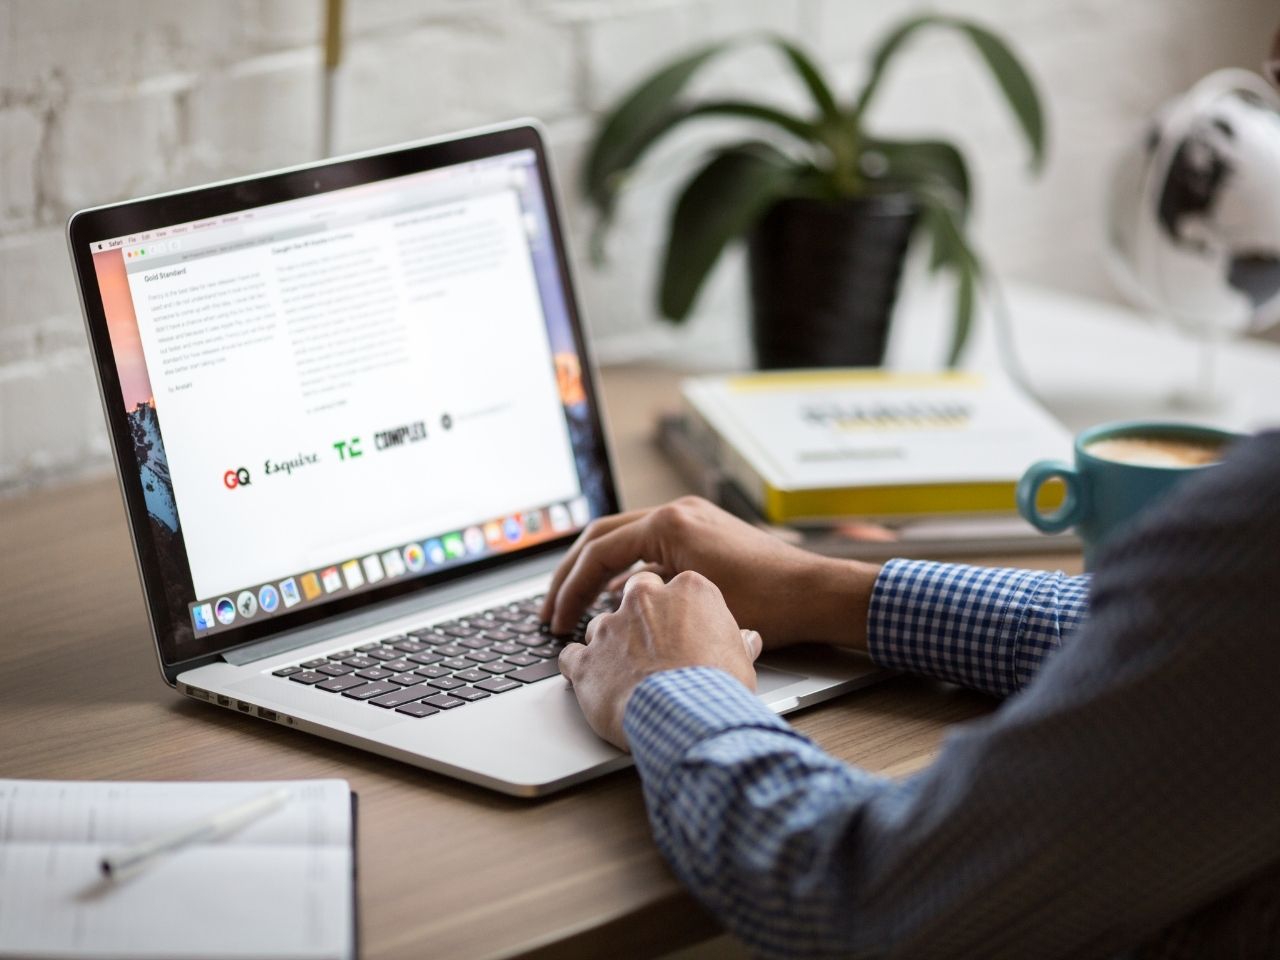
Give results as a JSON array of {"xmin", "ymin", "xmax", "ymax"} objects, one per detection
[
  {"xmin": 558, "ymin": 570, "xmax": 762, "ymax": 750},
  {"xmin": 541, "ymin": 496, "xmax": 880, "ymax": 651}
]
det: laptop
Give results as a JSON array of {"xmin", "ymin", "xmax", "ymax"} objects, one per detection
[{"xmin": 67, "ymin": 121, "xmax": 885, "ymax": 796}]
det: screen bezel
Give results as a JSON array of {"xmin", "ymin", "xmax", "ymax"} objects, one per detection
[{"xmin": 68, "ymin": 122, "xmax": 619, "ymax": 674}]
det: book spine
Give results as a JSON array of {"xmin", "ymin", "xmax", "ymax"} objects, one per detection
[{"xmin": 682, "ymin": 394, "xmax": 774, "ymax": 518}]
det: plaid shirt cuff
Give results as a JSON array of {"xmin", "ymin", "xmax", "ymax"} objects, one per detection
[
  {"xmin": 624, "ymin": 667, "xmax": 794, "ymax": 781},
  {"xmin": 867, "ymin": 558, "xmax": 1089, "ymax": 698}
]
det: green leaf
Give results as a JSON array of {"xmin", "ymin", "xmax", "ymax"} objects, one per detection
[
  {"xmin": 918, "ymin": 196, "xmax": 984, "ymax": 366},
  {"xmin": 582, "ymin": 41, "xmax": 739, "ymax": 211},
  {"xmin": 585, "ymin": 99, "xmax": 818, "ymax": 265},
  {"xmin": 851, "ymin": 14, "xmax": 1044, "ymax": 172},
  {"xmin": 768, "ymin": 35, "xmax": 841, "ymax": 121},
  {"xmin": 659, "ymin": 144, "xmax": 796, "ymax": 322},
  {"xmin": 952, "ymin": 21, "xmax": 1045, "ymax": 172},
  {"xmin": 851, "ymin": 14, "xmax": 936, "ymax": 120},
  {"xmin": 864, "ymin": 138, "xmax": 971, "ymax": 215}
]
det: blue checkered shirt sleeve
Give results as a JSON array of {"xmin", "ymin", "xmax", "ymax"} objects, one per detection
[
  {"xmin": 624, "ymin": 433, "xmax": 1280, "ymax": 959},
  {"xmin": 867, "ymin": 560, "xmax": 1089, "ymax": 697}
]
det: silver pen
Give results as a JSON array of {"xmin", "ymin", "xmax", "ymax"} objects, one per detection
[{"xmin": 99, "ymin": 787, "xmax": 291, "ymax": 880}]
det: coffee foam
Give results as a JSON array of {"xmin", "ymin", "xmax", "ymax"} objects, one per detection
[{"xmin": 1084, "ymin": 435, "xmax": 1223, "ymax": 468}]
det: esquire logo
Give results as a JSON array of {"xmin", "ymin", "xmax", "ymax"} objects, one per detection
[
  {"xmin": 265, "ymin": 452, "xmax": 320, "ymax": 477},
  {"xmin": 374, "ymin": 420, "xmax": 428, "ymax": 451}
]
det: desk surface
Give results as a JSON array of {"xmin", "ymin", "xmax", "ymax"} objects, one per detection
[{"xmin": 0, "ymin": 365, "xmax": 1080, "ymax": 960}]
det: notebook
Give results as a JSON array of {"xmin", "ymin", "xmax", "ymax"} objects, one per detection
[{"xmin": 0, "ymin": 779, "xmax": 356, "ymax": 959}]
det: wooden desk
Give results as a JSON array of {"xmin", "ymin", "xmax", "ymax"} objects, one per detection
[{"xmin": 0, "ymin": 365, "xmax": 1080, "ymax": 960}]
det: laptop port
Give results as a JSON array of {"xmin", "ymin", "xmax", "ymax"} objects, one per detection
[
  {"xmin": 216, "ymin": 694, "xmax": 231, "ymax": 707},
  {"xmin": 258, "ymin": 708, "xmax": 278, "ymax": 721},
  {"xmin": 184, "ymin": 685, "xmax": 209, "ymax": 700},
  {"xmin": 236, "ymin": 701, "xmax": 252, "ymax": 713}
]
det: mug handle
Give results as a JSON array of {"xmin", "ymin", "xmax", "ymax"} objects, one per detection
[{"xmin": 1017, "ymin": 460, "xmax": 1086, "ymax": 533}]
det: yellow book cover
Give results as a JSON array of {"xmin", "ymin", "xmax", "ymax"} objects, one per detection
[{"xmin": 681, "ymin": 370, "xmax": 1072, "ymax": 523}]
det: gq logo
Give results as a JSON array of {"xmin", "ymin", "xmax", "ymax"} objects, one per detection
[{"xmin": 223, "ymin": 467, "xmax": 252, "ymax": 489}]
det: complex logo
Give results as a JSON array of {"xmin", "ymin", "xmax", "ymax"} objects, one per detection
[
  {"xmin": 236, "ymin": 590, "xmax": 258, "ymax": 619},
  {"xmin": 192, "ymin": 603, "xmax": 214, "ymax": 631},
  {"xmin": 258, "ymin": 584, "xmax": 280, "ymax": 614},
  {"xmin": 223, "ymin": 467, "xmax": 251, "ymax": 489},
  {"xmin": 374, "ymin": 421, "xmax": 427, "ymax": 451},
  {"xmin": 403, "ymin": 543, "xmax": 427, "ymax": 572}
]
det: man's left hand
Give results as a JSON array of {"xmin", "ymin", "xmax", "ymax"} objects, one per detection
[{"xmin": 558, "ymin": 570, "xmax": 763, "ymax": 750}]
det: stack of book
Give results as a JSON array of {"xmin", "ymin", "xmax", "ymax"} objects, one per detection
[{"xmin": 660, "ymin": 370, "xmax": 1079, "ymax": 560}]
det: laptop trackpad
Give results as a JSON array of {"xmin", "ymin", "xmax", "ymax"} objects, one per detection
[{"xmin": 755, "ymin": 664, "xmax": 807, "ymax": 696}]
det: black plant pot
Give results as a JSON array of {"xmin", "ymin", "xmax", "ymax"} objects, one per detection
[{"xmin": 746, "ymin": 193, "xmax": 918, "ymax": 369}]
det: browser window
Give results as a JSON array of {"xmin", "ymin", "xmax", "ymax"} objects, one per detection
[{"xmin": 88, "ymin": 149, "xmax": 603, "ymax": 646}]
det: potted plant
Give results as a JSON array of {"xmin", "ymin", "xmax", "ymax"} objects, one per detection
[{"xmin": 581, "ymin": 14, "xmax": 1045, "ymax": 368}]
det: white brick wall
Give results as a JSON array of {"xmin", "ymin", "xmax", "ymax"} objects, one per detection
[{"xmin": 0, "ymin": 0, "xmax": 1275, "ymax": 493}]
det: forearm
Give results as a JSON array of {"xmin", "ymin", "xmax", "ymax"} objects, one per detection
[
  {"xmin": 867, "ymin": 560, "xmax": 1089, "ymax": 697},
  {"xmin": 626, "ymin": 668, "xmax": 907, "ymax": 959}
]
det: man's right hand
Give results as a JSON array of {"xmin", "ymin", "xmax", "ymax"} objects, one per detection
[{"xmin": 540, "ymin": 496, "xmax": 880, "ymax": 652}]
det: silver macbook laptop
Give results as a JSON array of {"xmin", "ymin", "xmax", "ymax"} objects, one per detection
[{"xmin": 68, "ymin": 121, "xmax": 885, "ymax": 796}]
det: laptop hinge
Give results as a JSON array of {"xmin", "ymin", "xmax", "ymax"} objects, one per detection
[{"xmin": 220, "ymin": 552, "xmax": 562, "ymax": 666}]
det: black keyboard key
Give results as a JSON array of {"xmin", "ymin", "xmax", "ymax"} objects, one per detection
[
  {"xmin": 454, "ymin": 668, "xmax": 488, "ymax": 683},
  {"xmin": 407, "ymin": 628, "xmax": 442, "ymax": 641},
  {"xmin": 480, "ymin": 662, "xmax": 517, "ymax": 675},
  {"xmin": 481, "ymin": 628, "xmax": 515, "ymax": 642},
  {"xmin": 442, "ymin": 626, "xmax": 478, "ymax": 639},
  {"xmin": 464, "ymin": 650, "xmax": 499, "ymax": 663},
  {"xmin": 441, "ymin": 657, "xmax": 470, "ymax": 670},
  {"xmin": 452, "ymin": 687, "xmax": 491, "ymax": 702},
  {"xmin": 474, "ymin": 677, "xmax": 520, "ymax": 693},
  {"xmin": 414, "ymin": 665, "xmax": 450, "ymax": 679},
  {"xmin": 316, "ymin": 663, "xmax": 354, "ymax": 677},
  {"xmin": 492, "ymin": 641, "xmax": 523, "ymax": 655},
  {"xmin": 513, "ymin": 635, "xmax": 547, "ymax": 648},
  {"xmin": 396, "ymin": 701, "xmax": 440, "ymax": 717},
  {"xmin": 327, "ymin": 650, "xmax": 355, "ymax": 660},
  {"xmin": 356, "ymin": 667, "xmax": 394, "ymax": 680},
  {"xmin": 367, "ymin": 648, "xmax": 398, "ymax": 661},
  {"xmin": 343, "ymin": 681, "xmax": 398, "ymax": 701},
  {"xmin": 355, "ymin": 642, "xmax": 382, "ymax": 652},
  {"xmin": 301, "ymin": 658, "xmax": 328, "ymax": 669},
  {"xmin": 511, "ymin": 659, "xmax": 563, "ymax": 684},
  {"xmin": 382, "ymin": 660, "xmax": 416, "ymax": 673},
  {"xmin": 272, "ymin": 666, "xmax": 301, "ymax": 677},
  {"xmin": 528, "ymin": 644, "xmax": 561, "ymax": 659},
  {"xmin": 316, "ymin": 675, "xmax": 368, "ymax": 693},
  {"xmin": 392, "ymin": 639, "xmax": 428, "ymax": 653},
  {"xmin": 432, "ymin": 644, "xmax": 465, "ymax": 657},
  {"xmin": 456, "ymin": 637, "xmax": 489, "ymax": 650},
  {"xmin": 407, "ymin": 652, "xmax": 443, "ymax": 666},
  {"xmin": 369, "ymin": 686, "xmax": 430, "ymax": 708},
  {"xmin": 422, "ymin": 693, "xmax": 465, "ymax": 709},
  {"xmin": 505, "ymin": 653, "xmax": 540, "ymax": 667},
  {"xmin": 289, "ymin": 670, "xmax": 326, "ymax": 685},
  {"xmin": 508, "ymin": 622, "xmax": 541, "ymax": 635},
  {"xmin": 493, "ymin": 610, "xmax": 524, "ymax": 623},
  {"xmin": 342, "ymin": 655, "xmax": 378, "ymax": 669},
  {"xmin": 390, "ymin": 672, "xmax": 427, "ymax": 686},
  {"xmin": 427, "ymin": 677, "xmax": 465, "ymax": 691}
]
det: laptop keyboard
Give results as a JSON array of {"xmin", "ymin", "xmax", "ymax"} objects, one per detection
[{"xmin": 269, "ymin": 592, "xmax": 617, "ymax": 717}]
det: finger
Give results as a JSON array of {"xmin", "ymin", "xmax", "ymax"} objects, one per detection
[
  {"xmin": 549, "ymin": 515, "xmax": 666, "ymax": 634},
  {"xmin": 558, "ymin": 641, "xmax": 585, "ymax": 686},
  {"xmin": 741, "ymin": 629, "xmax": 763, "ymax": 661},
  {"xmin": 541, "ymin": 508, "xmax": 649, "ymax": 622},
  {"xmin": 605, "ymin": 561, "xmax": 666, "ymax": 594},
  {"xmin": 622, "ymin": 569, "xmax": 664, "ymax": 596}
]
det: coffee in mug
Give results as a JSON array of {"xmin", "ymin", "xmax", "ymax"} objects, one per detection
[
  {"xmin": 1017, "ymin": 421, "xmax": 1242, "ymax": 567},
  {"xmin": 1083, "ymin": 436, "xmax": 1224, "ymax": 468}
]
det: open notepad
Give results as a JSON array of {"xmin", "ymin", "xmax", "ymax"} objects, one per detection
[{"xmin": 0, "ymin": 779, "xmax": 355, "ymax": 960}]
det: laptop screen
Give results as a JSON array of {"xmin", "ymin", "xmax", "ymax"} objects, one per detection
[{"xmin": 72, "ymin": 128, "xmax": 616, "ymax": 667}]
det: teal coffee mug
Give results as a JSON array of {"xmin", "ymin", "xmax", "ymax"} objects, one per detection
[{"xmin": 1016, "ymin": 421, "xmax": 1241, "ymax": 568}]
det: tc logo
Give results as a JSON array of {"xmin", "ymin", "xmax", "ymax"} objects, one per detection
[
  {"xmin": 223, "ymin": 467, "xmax": 251, "ymax": 489},
  {"xmin": 334, "ymin": 438, "xmax": 363, "ymax": 461}
]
